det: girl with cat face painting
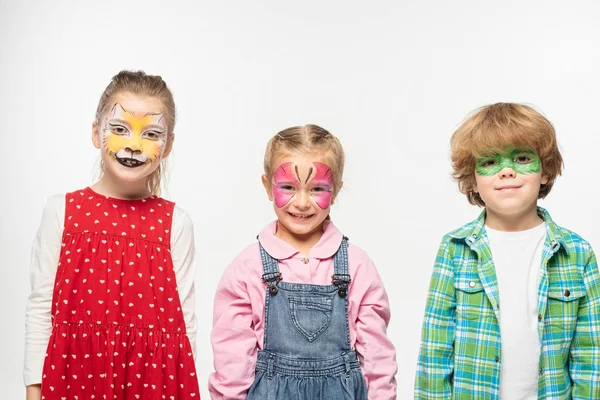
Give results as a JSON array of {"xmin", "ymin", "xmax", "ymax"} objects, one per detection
[
  {"xmin": 209, "ymin": 125, "xmax": 397, "ymax": 399},
  {"xmin": 24, "ymin": 71, "xmax": 201, "ymax": 400}
]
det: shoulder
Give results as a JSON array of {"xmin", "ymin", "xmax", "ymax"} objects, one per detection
[
  {"xmin": 41, "ymin": 194, "xmax": 66, "ymax": 222},
  {"xmin": 555, "ymin": 225, "xmax": 594, "ymax": 256},
  {"xmin": 172, "ymin": 205, "xmax": 193, "ymax": 230},
  {"xmin": 45, "ymin": 193, "xmax": 66, "ymax": 211},
  {"xmin": 345, "ymin": 242, "xmax": 381, "ymax": 279},
  {"xmin": 229, "ymin": 242, "xmax": 262, "ymax": 271},
  {"xmin": 218, "ymin": 242, "xmax": 263, "ymax": 287},
  {"xmin": 346, "ymin": 242, "xmax": 373, "ymax": 265}
]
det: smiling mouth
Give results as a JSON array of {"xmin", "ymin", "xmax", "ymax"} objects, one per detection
[
  {"xmin": 116, "ymin": 157, "xmax": 146, "ymax": 168},
  {"xmin": 289, "ymin": 212, "xmax": 314, "ymax": 220}
]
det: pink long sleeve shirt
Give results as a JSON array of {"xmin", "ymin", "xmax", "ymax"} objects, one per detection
[{"xmin": 209, "ymin": 221, "xmax": 397, "ymax": 399}]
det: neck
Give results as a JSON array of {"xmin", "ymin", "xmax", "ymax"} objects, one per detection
[
  {"xmin": 484, "ymin": 203, "xmax": 542, "ymax": 232},
  {"xmin": 275, "ymin": 222, "xmax": 325, "ymax": 255},
  {"xmin": 91, "ymin": 173, "xmax": 151, "ymax": 200}
]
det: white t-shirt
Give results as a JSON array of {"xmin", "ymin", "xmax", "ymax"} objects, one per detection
[
  {"xmin": 23, "ymin": 194, "xmax": 198, "ymax": 386},
  {"xmin": 486, "ymin": 222, "xmax": 546, "ymax": 400}
]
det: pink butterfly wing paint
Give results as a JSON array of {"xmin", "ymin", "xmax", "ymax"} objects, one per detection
[
  {"xmin": 272, "ymin": 162, "xmax": 297, "ymax": 207},
  {"xmin": 310, "ymin": 162, "xmax": 333, "ymax": 209}
]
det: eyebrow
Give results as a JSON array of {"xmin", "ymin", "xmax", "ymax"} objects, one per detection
[
  {"xmin": 144, "ymin": 111, "xmax": 164, "ymax": 118},
  {"xmin": 107, "ymin": 119, "xmax": 165, "ymax": 132},
  {"xmin": 111, "ymin": 103, "xmax": 136, "ymax": 117}
]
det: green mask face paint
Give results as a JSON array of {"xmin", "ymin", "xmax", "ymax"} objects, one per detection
[{"xmin": 475, "ymin": 147, "xmax": 541, "ymax": 176}]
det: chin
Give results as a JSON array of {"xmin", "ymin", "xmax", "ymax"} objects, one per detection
[{"xmin": 105, "ymin": 162, "xmax": 155, "ymax": 183}]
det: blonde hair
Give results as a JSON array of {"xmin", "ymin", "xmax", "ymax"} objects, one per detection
[
  {"xmin": 451, "ymin": 103, "xmax": 563, "ymax": 207},
  {"xmin": 95, "ymin": 70, "xmax": 176, "ymax": 196},
  {"xmin": 264, "ymin": 125, "xmax": 345, "ymax": 213}
]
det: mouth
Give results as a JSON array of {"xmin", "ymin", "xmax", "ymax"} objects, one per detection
[
  {"xmin": 495, "ymin": 185, "xmax": 522, "ymax": 192},
  {"xmin": 288, "ymin": 212, "xmax": 315, "ymax": 221},
  {"xmin": 116, "ymin": 157, "xmax": 146, "ymax": 168}
]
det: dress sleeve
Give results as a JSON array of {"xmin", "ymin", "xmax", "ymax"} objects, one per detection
[
  {"xmin": 569, "ymin": 246, "xmax": 600, "ymax": 398},
  {"xmin": 170, "ymin": 206, "xmax": 198, "ymax": 358},
  {"xmin": 352, "ymin": 251, "xmax": 398, "ymax": 399},
  {"xmin": 414, "ymin": 239, "xmax": 456, "ymax": 399},
  {"xmin": 209, "ymin": 255, "xmax": 258, "ymax": 400},
  {"xmin": 24, "ymin": 194, "xmax": 65, "ymax": 386}
]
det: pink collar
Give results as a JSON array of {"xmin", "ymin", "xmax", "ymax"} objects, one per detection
[{"xmin": 258, "ymin": 220, "xmax": 344, "ymax": 260}]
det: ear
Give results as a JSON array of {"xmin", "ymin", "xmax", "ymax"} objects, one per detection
[
  {"xmin": 262, "ymin": 174, "xmax": 273, "ymax": 201},
  {"xmin": 161, "ymin": 133, "xmax": 175, "ymax": 159},
  {"xmin": 541, "ymin": 174, "xmax": 548, "ymax": 185},
  {"xmin": 92, "ymin": 121, "xmax": 101, "ymax": 149},
  {"xmin": 331, "ymin": 180, "xmax": 343, "ymax": 205},
  {"xmin": 473, "ymin": 183, "xmax": 479, "ymax": 193}
]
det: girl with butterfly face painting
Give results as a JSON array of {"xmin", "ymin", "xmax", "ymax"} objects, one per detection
[
  {"xmin": 209, "ymin": 125, "xmax": 397, "ymax": 400},
  {"xmin": 24, "ymin": 71, "xmax": 201, "ymax": 400}
]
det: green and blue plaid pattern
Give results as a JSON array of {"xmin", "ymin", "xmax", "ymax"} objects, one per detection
[{"xmin": 415, "ymin": 207, "xmax": 600, "ymax": 399}]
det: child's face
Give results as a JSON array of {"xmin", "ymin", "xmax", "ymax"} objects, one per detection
[
  {"xmin": 474, "ymin": 146, "xmax": 548, "ymax": 216},
  {"xmin": 92, "ymin": 92, "xmax": 173, "ymax": 186},
  {"xmin": 263, "ymin": 152, "xmax": 335, "ymax": 238}
]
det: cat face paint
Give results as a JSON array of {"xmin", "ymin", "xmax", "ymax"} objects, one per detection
[
  {"xmin": 475, "ymin": 147, "xmax": 541, "ymax": 176},
  {"xmin": 103, "ymin": 103, "xmax": 167, "ymax": 168},
  {"xmin": 272, "ymin": 161, "xmax": 334, "ymax": 209}
]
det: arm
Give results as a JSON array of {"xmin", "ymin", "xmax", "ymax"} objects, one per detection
[
  {"xmin": 353, "ymin": 258, "xmax": 397, "ymax": 400},
  {"xmin": 24, "ymin": 195, "xmax": 64, "ymax": 391},
  {"xmin": 414, "ymin": 240, "xmax": 456, "ymax": 399},
  {"xmin": 569, "ymin": 247, "xmax": 600, "ymax": 399},
  {"xmin": 171, "ymin": 207, "xmax": 198, "ymax": 358},
  {"xmin": 208, "ymin": 258, "xmax": 259, "ymax": 400},
  {"xmin": 25, "ymin": 385, "xmax": 41, "ymax": 400}
]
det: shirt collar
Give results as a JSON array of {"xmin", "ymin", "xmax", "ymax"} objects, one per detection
[
  {"xmin": 448, "ymin": 206, "xmax": 572, "ymax": 254},
  {"xmin": 258, "ymin": 220, "xmax": 344, "ymax": 260}
]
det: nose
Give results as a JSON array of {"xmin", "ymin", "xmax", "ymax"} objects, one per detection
[
  {"xmin": 293, "ymin": 190, "xmax": 311, "ymax": 210},
  {"xmin": 498, "ymin": 167, "xmax": 516, "ymax": 179},
  {"xmin": 125, "ymin": 134, "xmax": 142, "ymax": 153}
]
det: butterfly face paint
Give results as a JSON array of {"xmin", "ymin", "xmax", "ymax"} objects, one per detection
[
  {"xmin": 310, "ymin": 162, "xmax": 333, "ymax": 209},
  {"xmin": 272, "ymin": 161, "xmax": 334, "ymax": 209},
  {"xmin": 103, "ymin": 103, "xmax": 167, "ymax": 168},
  {"xmin": 475, "ymin": 147, "xmax": 541, "ymax": 177}
]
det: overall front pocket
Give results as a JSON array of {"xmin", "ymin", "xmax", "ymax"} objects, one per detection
[{"xmin": 288, "ymin": 296, "xmax": 333, "ymax": 342}]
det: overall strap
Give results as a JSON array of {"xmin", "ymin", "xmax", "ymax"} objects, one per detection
[
  {"xmin": 259, "ymin": 242, "xmax": 282, "ymax": 295},
  {"xmin": 332, "ymin": 236, "xmax": 351, "ymax": 298}
]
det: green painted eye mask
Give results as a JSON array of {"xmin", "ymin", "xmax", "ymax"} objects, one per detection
[{"xmin": 475, "ymin": 148, "xmax": 541, "ymax": 176}]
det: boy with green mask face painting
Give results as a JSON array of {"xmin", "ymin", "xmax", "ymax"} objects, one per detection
[{"xmin": 415, "ymin": 103, "xmax": 600, "ymax": 399}]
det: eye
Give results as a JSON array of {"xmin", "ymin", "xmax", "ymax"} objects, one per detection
[
  {"xmin": 480, "ymin": 159, "xmax": 497, "ymax": 167},
  {"xmin": 278, "ymin": 185, "xmax": 295, "ymax": 191},
  {"xmin": 144, "ymin": 131, "xmax": 160, "ymax": 140},
  {"xmin": 111, "ymin": 125, "xmax": 128, "ymax": 135},
  {"xmin": 515, "ymin": 155, "xmax": 533, "ymax": 164},
  {"xmin": 311, "ymin": 186, "xmax": 327, "ymax": 193}
]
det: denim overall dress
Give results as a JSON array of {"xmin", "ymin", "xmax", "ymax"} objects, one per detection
[{"xmin": 247, "ymin": 237, "xmax": 368, "ymax": 400}]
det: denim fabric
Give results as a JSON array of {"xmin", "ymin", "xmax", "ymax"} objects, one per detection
[{"xmin": 247, "ymin": 238, "xmax": 367, "ymax": 400}]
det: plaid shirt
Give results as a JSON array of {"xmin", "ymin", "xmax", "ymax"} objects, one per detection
[{"xmin": 415, "ymin": 207, "xmax": 600, "ymax": 399}]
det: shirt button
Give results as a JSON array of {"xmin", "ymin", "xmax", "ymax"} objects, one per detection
[
  {"xmin": 495, "ymin": 356, "xmax": 500, "ymax": 362},
  {"xmin": 539, "ymin": 367, "xmax": 543, "ymax": 375},
  {"xmin": 564, "ymin": 289, "xmax": 570, "ymax": 297},
  {"xmin": 302, "ymin": 257, "xmax": 309, "ymax": 264},
  {"xmin": 538, "ymin": 314, "xmax": 542, "ymax": 322},
  {"xmin": 469, "ymin": 281, "xmax": 476, "ymax": 288}
]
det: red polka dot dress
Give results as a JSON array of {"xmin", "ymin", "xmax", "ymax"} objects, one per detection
[{"xmin": 40, "ymin": 188, "xmax": 200, "ymax": 400}]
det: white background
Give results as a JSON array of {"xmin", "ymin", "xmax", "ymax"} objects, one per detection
[{"xmin": 1, "ymin": 1, "xmax": 599, "ymax": 398}]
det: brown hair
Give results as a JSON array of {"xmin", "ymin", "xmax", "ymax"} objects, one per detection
[
  {"xmin": 264, "ymin": 125, "xmax": 345, "ymax": 212},
  {"xmin": 95, "ymin": 70, "xmax": 176, "ymax": 196},
  {"xmin": 451, "ymin": 102, "xmax": 563, "ymax": 207}
]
